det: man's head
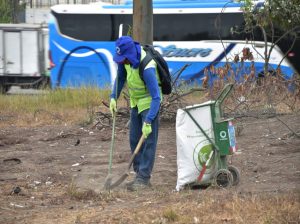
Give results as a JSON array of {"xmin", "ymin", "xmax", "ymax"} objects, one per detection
[{"xmin": 113, "ymin": 36, "xmax": 140, "ymax": 68}]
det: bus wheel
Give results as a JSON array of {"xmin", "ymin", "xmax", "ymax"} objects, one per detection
[
  {"xmin": 228, "ymin": 165, "xmax": 240, "ymax": 186},
  {"xmin": 257, "ymin": 70, "xmax": 275, "ymax": 86},
  {"xmin": 213, "ymin": 169, "xmax": 233, "ymax": 188}
]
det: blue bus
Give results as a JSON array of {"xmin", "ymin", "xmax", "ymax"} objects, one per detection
[{"xmin": 48, "ymin": 0, "xmax": 296, "ymax": 89}]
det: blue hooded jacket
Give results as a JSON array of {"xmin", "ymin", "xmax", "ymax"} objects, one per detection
[{"xmin": 111, "ymin": 36, "xmax": 161, "ymax": 123}]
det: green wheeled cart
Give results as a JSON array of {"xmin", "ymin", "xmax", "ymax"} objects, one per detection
[{"xmin": 179, "ymin": 83, "xmax": 240, "ymax": 188}]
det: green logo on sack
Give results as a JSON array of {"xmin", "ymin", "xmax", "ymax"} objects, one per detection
[{"xmin": 198, "ymin": 144, "xmax": 213, "ymax": 167}]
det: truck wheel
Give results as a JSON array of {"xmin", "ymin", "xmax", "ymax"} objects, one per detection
[
  {"xmin": 39, "ymin": 77, "xmax": 50, "ymax": 89},
  {"xmin": 228, "ymin": 165, "xmax": 240, "ymax": 186},
  {"xmin": 0, "ymin": 84, "xmax": 10, "ymax": 94},
  {"xmin": 32, "ymin": 77, "xmax": 50, "ymax": 89},
  {"xmin": 214, "ymin": 169, "xmax": 233, "ymax": 188}
]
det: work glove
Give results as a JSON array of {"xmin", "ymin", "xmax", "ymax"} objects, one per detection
[
  {"xmin": 109, "ymin": 98, "xmax": 117, "ymax": 116},
  {"xmin": 142, "ymin": 122, "xmax": 152, "ymax": 138}
]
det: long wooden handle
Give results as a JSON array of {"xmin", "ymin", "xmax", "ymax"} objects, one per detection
[
  {"xmin": 108, "ymin": 112, "xmax": 117, "ymax": 174},
  {"xmin": 127, "ymin": 135, "xmax": 145, "ymax": 170}
]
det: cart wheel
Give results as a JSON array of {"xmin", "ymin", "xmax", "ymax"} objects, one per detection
[
  {"xmin": 214, "ymin": 169, "xmax": 233, "ymax": 188},
  {"xmin": 228, "ymin": 165, "xmax": 240, "ymax": 186}
]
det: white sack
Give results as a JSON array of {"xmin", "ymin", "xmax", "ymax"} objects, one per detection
[{"xmin": 176, "ymin": 102, "xmax": 216, "ymax": 191}]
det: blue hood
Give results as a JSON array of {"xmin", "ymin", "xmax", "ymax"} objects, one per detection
[{"xmin": 113, "ymin": 36, "xmax": 141, "ymax": 69}]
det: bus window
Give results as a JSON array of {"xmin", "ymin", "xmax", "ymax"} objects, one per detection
[
  {"xmin": 153, "ymin": 13, "xmax": 245, "ymax": 41},
  {"xmin": 52, "ymin": 13, "xmax": 113, "ymax": 41},
  {"xmin": 52, "ymin": 12, "xmax": 133, "ymax": 41}
]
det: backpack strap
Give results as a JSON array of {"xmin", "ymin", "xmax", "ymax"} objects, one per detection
[{"xmin": 139, "ymin": 48, "xmax": 153, "ymax": 82}]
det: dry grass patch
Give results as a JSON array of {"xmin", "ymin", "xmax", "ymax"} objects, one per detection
[
  {"xmin": 60, "ymin": 190, "xmax": 300, "ymax": 224},
  {"xmin": 66, "ymin": 181, "xmax": 120, "ymax": 202},
  {"xmin": 0, "ymin": 88, "xmax": 111, "ymax": 127}
]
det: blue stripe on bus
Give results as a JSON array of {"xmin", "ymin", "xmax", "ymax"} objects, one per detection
[
  {"xmin": 188, "ymin": 43, "xmax": 236, "ymax": 82},
  {"xmin": 104, "ymin": 2, "xmax": 244, "ymax": 9}
]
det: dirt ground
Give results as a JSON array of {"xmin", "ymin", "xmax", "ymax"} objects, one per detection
[{"xmin": 0, "ymin": 113, "xmax": 299, "ymax": 223}]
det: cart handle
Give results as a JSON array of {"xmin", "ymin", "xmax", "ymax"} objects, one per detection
[
  {"xmin": 215, "ymin": 83, "xmax": 234, "ymax": 121},
  {"xmin": 184, "ymin": 109, "xmax": 220, "ymax": 152},
  {"xmin": 215, "ymin": 83, "xmax": 234, "ymax": 107}
]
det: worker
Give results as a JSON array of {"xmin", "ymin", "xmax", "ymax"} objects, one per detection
[{"xmin": 110, "ymin": 36, "xmax": 162, "ymax": 191}]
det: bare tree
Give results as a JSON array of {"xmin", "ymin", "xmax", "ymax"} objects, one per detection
[{"xmin": 239, "ymin": 0, "xmax": 300, "ymax": 76}]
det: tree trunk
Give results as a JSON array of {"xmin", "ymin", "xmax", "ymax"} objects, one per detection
[{"xmin": 133, "ymin": 0, "xmax": 153, "ymax": 45}]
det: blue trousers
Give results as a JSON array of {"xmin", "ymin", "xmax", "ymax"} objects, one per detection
[{"xmin": 129, "ymin": 107, "xmax": 159, "ymax": 182}]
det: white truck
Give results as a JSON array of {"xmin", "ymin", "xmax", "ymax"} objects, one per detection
[{"xmin": 0, "ymin": 24, "xmax": 49, "ymax": 94}]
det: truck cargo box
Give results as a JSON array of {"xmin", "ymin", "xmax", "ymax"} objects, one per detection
[{"xmin": 0, "ymin": 24, "xmax": 49, "ymax": 93}]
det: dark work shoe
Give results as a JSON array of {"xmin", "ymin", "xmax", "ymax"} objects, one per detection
[{"xmin": 127, "ymin": 178, "xmax": 151, "ymax": 192}]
